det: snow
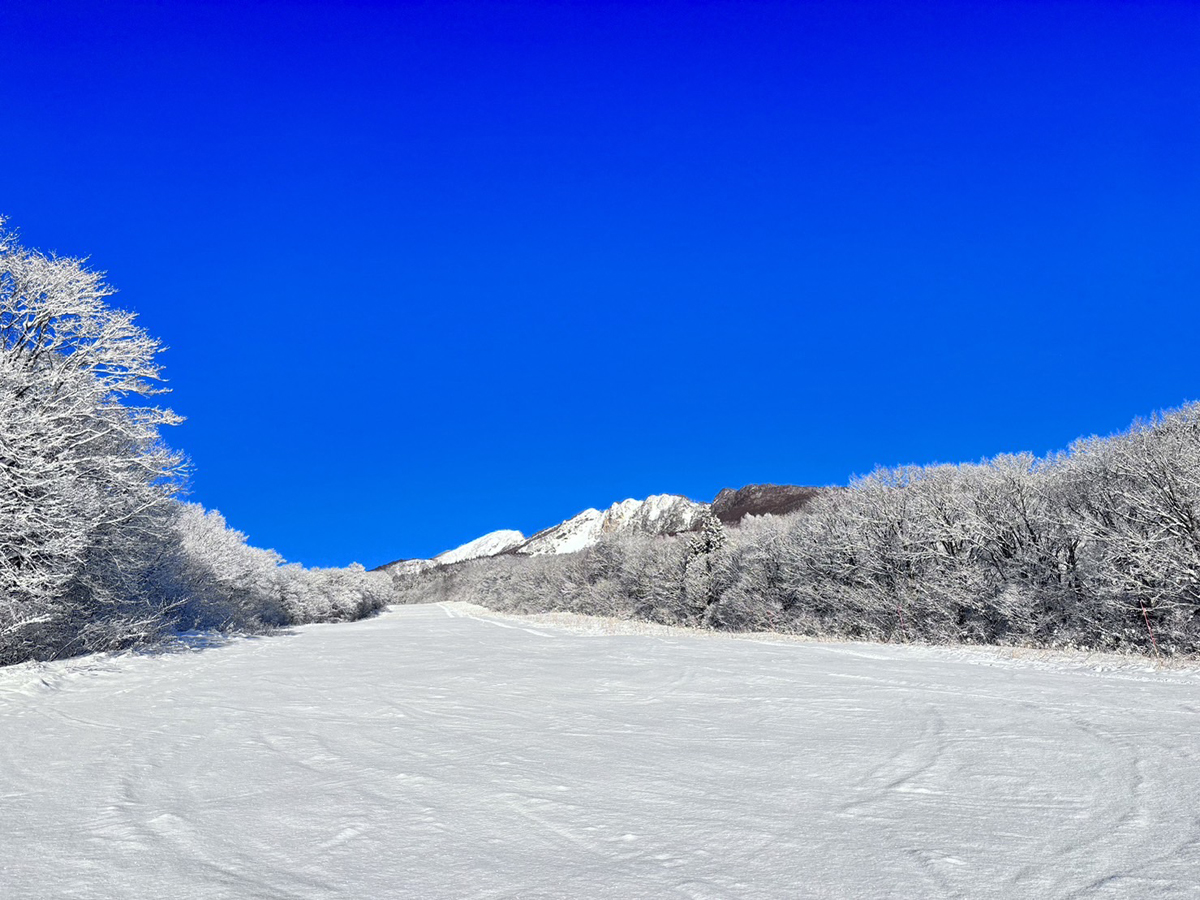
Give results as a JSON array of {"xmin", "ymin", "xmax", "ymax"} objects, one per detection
[
  {"xmin": 433, "ymin": 529, "xmax": 526, "ymax": 566},
  {"xmin": 520, "ymin": 507, "xmax": 605, "ymax": 555},
  {"xmin": 381, "ymin": 530, "xmax": 526, "ymax": 575},
  {"xmin": 384, "ymin": 496, "xmax": 710, "ymax": 569},
  {"xmin": 385, "ymin": 557, "xmax": 436, "ymax": 576},
  {"xmin": 4, "ymin": 603, "xmax": 1200, "ymax": 898},
  {"xmin": 519, "ymin": 494, "xmax": 708, "ymax": 556}
]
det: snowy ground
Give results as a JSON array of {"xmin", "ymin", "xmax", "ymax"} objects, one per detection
[{"xmin": 3, "ymin": 603, "xmax": 1200, "ymax": 899}]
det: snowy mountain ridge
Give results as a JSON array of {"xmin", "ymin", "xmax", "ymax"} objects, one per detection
[
  {"xmin": 379, "ymin": 494, "xmax": 709, "ymax": 575},
  {"xmin": 519, "ymin": 494, "xmax": 710, "ymax": 556},
  {"xmin": 378, "ymin": 485, "xmax": 822, "ymax": 576},
  {"xmin": 436, "ymin": 529, "xmax": 527, "ymax": 565},
  {"xmin": 383, "ymin": 529, "xmax": 527, "ymax": 576}
]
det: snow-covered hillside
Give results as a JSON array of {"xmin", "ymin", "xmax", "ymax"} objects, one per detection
[
  {"xmin": 518, "ymin": 494, "xmax": 709, "ymax": 556},
  {"xmin": 381, "ymin": 529, "xmax": 528, "ymax": 575},
  {"xmin": 3, "ymin": 603, "xmax": 1199, "ymax": 898},
  {"xmin": 434, "ymin": 529, "xmax": 526, "ymax": 565},
  {"xmin": 516, "ymin": 506, "xmax": 605, "ymax": 556},
  {"xmin": 380, "ymin": 493, "xmax": 710, "ymax": 575}
]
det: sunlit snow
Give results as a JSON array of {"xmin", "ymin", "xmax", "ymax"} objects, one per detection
[
  {"xmin": 433, "ymin": 529, "xmax": 527, "ymax": 566},
  {"xmin": 3, "ymin": 603, "xmax": 1199, "ymax": 898},
  {"xmin": 519, "ymin": 494, "xmax": 708, "ymax": 556}
]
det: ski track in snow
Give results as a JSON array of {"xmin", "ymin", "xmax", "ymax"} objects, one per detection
[{"xmin": 3, "ymin": 603, "xmax": 1200, "ymax": 899}]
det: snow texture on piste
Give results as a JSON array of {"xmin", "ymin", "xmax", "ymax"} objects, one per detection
[{"xmin": 3, "ymin": 603, "xmax": 1199, "ymax": 899}]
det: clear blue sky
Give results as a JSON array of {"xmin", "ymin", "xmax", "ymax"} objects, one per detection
[{"xmin": 5, "ymin": 0, "xmax": 1199, "ymax": 567}]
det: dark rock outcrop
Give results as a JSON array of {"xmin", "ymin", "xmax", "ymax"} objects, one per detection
[{"xmin": 711, "ymin": 484, "xmax": 824, "ymax": 525}]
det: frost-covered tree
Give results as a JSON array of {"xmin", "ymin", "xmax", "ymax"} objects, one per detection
[
  {"xmin": 0, "ymin": 220, "xmax": 392, "ymax": 665},
  {"xmin": 0, "ymin": 219, "xmax": 185, "ymax": 660},
  {"xmin": 684, "ymin": 514, "xmax": 727, "ymax": 624},
  {"xmin": 381, "ymin": 399, "xmax": 1200, "ymax": 657},
  {"xmin": 1064, "ymin": 408, "xmax": 1200, "ymax": 651},
  {"xmin": 170, "ymin": 504, "xmax": 393, "ymax": 634},
  {"xmin": 171, "ymin": 504, "xmax": 288, "ymax": 631}
]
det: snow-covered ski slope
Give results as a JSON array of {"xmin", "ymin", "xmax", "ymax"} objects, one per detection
[{"xmin": 3, "ymin": 603, "xmax": 1199, "ymax": 899}]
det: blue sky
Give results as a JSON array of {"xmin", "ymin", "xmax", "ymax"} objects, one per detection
[{"xmin": 5, "ymin": 0, "xmax": 1199, "ymax": 567}]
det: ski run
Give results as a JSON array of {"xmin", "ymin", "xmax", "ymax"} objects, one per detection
[{"xmin": 3, "ymin": 602, "xmax": 1199, "ymax": 898}]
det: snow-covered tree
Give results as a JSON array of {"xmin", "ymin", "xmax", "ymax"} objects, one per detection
[
  {"xmin": 0, "ymin": 220, "xmax": 393, "ymax": 664},
  {"xmin": 0, "ymin": 219, "xmax": 185, "ymax": 660}
]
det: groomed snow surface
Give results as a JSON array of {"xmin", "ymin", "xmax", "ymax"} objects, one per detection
[{"xmin": 3, "ymin": 603, "xmax": 1199, "ymax": 899}]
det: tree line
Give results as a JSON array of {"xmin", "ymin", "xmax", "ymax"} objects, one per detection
[
  {"xmin": 0, "ymin": 220, "xmax": 391, "ymax": 665},
  {"xmin": 394, "ymin": 405, "xmax": 1200, "ymax": 655}
]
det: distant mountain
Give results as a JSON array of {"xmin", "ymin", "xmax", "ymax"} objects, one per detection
[
  {"xmin": 378, "ymin": 529, "xmax": 526, "ymax": 575},
  {"xmin": 378, "ymin": 485, "xmax": 826, "ymax": 576},
  {"xmin": 436, "ymin": 529, "xmax": 527, "ymax": 565},
  {"xmin": 518, "ymin": 495, "xmax": 710, "ymax": 556}
]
